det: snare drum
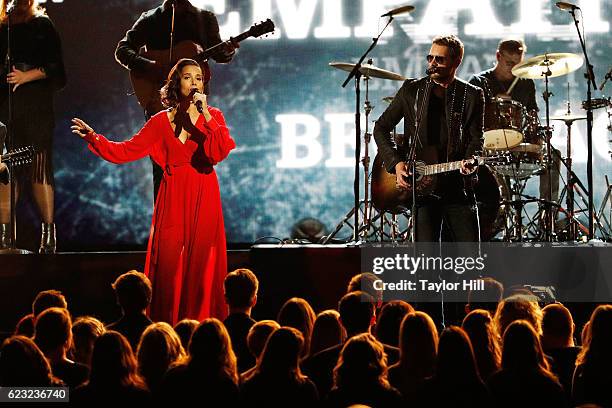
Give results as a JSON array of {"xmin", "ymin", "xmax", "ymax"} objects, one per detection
[
  {"xmin": 493, "ymin": 143, "xmax": 546, "ymax": 179},
  {"xmin": 483, "ymin": 98, "xmax": 524, "ymax": 150}
]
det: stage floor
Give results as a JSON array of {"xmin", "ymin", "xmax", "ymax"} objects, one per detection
[{"xmin": 0, "ymin": 246, "xmax": 359, "ymax": 335}]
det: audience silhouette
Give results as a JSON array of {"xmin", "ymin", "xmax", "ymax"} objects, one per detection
[
  {"xmin": 241, "ymin": 326, "xmax": 318, "ymax": 407},
  {"xmin": 4, "ymin": 270, "xmax": 611, "ymax": 407},
  {"xmin": 106, "ymin": 271, "xmax": 154, "ymax": 351}
]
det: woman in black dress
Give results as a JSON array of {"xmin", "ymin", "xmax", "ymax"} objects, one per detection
[{"xmin": 0, "ymin": 0, "xmax": 65, "ymax": 253}]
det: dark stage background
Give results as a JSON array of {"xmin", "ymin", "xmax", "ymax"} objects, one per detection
[{"xmin": 11, "ymin": 0, "xmax": 612, "ymax": 250}]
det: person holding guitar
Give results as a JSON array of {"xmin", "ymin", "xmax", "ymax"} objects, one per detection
[
  {"xmin": 71, "ymin": 58, "xmax": 236, "ymax": 325},
  {"xmin": 373, "ymin": 35, "xmax": 485, "ymax": 242},
  {"xmin": 115, "ymin": 0, "xmax": 237, "ymax": 200}
]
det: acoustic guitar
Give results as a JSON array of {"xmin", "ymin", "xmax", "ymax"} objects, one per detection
[
  {"xmin": 370, "ymin": 150, "xmax": 505, "ymax": 214},
  {"xmin": 129, "ymin": 19, "xmax": 275, "ymax": 113}
]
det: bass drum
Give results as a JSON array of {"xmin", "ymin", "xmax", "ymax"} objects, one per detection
[
  {"xmin": 483, "ymin": 98, "xmax": 524, "ymax": 150},
  {"xmin": 473, "ymin": 164, "xmax": 508, "ymax": 241}
]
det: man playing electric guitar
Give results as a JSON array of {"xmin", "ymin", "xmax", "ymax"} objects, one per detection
[
  {"xmin": 373, "ymin": 35, "xmax": 485, "ymax": 242},
  {"xmin": 115, "ymin": 0, "xmax": 237, "ymax": 199}
]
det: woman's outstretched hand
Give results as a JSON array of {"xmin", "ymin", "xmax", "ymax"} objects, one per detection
[{"xmin": 71, "ymin": 118, "xmax": 95, "ymax": 138}]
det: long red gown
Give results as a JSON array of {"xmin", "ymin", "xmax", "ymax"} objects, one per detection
[{"xmin": 84, "ymin": 108, "xmax": 236, "ymax": 324}]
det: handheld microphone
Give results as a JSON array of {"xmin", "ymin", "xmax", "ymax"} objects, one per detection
[
  {"xmin": 381, "ymin": 5, "xmax": 415, "ymax": 18},
  {"xmin": 189, "ymin": 88, "xmax": 204, "ymax": 113},
  {"xmin": 555, "ymin": 2, "xmax": 580, "ymax": 11}
]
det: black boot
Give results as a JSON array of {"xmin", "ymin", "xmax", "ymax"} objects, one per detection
[
  {"xmin": 39, "ymin": 222, "xmax": 56, "ymax": 254},
  {"xmin": 0, "ymin": 223, "xmax": 10, "ymax": 249}
]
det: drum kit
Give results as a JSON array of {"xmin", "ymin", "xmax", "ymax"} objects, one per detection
[{"xmin": 323, "ymin": 51, "xmax": 611, "ymax": 243}]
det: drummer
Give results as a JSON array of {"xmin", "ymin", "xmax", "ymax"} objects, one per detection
[
  {"xmin": 469, "ymin": 39, "xmax": 560, "ymax": 206},
  {"xmin": 468, "ymin": 39, "xmax": 537, "ymax": 112}
]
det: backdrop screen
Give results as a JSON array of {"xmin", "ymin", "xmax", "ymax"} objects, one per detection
[{"xmin": 28, "ymin": 0, "xmax": 612, "ymax": 248}]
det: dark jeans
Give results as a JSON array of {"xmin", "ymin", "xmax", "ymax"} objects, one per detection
[{"xmin": 415, "ymin": 201, "xmax": 477, "ymax": 242}]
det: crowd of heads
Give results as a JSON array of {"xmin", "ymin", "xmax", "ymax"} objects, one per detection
[{"xmin": 1, "ymin": 270, "xmax": 611, "ymax": 407}]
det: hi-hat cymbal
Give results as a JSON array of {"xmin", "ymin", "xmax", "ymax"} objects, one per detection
[
  {"xmin": 511, "ymin": 53, "xmax": 583, "ymax": 79},
  {"xmin": 545, "ymin": 114, "xmax": 587, "ymax": 123},
  {"xmin": 329, "ymin": 62, "xmax": 406, "ymax": 81}
]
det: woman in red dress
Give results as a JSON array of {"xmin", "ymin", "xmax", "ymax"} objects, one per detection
[{"xmin": 71, "ymin": 58, "xmax": 235, "ymax": 325}]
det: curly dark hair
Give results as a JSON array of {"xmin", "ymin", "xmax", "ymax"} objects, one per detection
[{"xmin": 160, "ymin": 58, "xmax": 211, "ymax": 109}]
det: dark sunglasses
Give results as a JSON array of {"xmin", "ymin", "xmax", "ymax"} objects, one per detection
[{"xmin": 426, "ymin": 54, "xmax": 447, "ymax": 64}]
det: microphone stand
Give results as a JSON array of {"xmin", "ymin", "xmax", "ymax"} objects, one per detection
[
  {"xmin": 409, "ymin": 79, "xmax": 432, "ymax": 242},
  {"xmin": 340, "ymin": 16, "xmax": 394, "ymax": 243},
  {"xmin": 568, "ymin": 7, "xmax": 597, "ymax": 240},
  {"xmin": 0, "ymin": 8, "xmax": 30, "ymax": 254}
]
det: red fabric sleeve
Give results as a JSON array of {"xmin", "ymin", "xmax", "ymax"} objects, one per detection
[
  {"xmin": 199, "ymin": 108, "xmax": 236, "ymax": 165},
  {"xmin": 84, "ymin": 116, "xmax": 161, "ymax": 164}
]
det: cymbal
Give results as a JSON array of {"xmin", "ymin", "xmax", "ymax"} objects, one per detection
[
  {"xmin": 511, "ymin": 53, "xmax": 583, "ymax": 79},
  {"xmin": 545, "ymin": 114, "xmax": 587, "ymax": 123},
  {"xmin": 329, "ymin": 62, "xmax": 406, "ymax": 81},
  {"xmin": 382, "ymin": 96, "xmax": 395, "ymax": 104}
]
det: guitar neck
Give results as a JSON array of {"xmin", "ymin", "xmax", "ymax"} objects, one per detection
[
  {"xmin": 422, "ymin": 157, "xmax": 484, "ymax": 175},
  {"xmin": 423, "ymin": 160, "xmax": 464, "ymax": 175},
  {"xmin": 1, "ymin": 146, "xmax": 33, "ymax": 166},
  {"xmin": 197, "ymin": 31, "xmax": 254, "ymax": 62}
]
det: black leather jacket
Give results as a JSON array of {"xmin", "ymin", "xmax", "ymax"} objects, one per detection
[{"xmin": 373, "ymin": 76, "xmax": 484, "ymax": 174}]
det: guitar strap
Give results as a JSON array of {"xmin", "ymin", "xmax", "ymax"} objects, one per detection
[{"xmin": 446, "ymin": 80, "xmax": 468, "ymax": 160}]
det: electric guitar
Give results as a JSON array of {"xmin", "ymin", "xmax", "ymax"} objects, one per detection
[
  {"xmin": 1, "ymin": 146, "xmax": 34, "ymax": 168},
  {"xmin": 129, "ymin": 19, "xmax": 275, "ymax": 114}
]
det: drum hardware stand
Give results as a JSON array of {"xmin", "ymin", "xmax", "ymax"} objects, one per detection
[
  {"xmin": 321, "ymin": 200, "xmax": 411, "ymax": 243},
  {"xmin": 500, "ymin": 174, "xmax": 531, "ymax": 241},
  {"xmin": 322, "ymin": 69, "xmax": 382, "ymax": 244},
  {"xmin": 540, "ymin": 57, "xmax": 556, "ymax": 242},
  {"xmin": 554, "ymin": 207, "xmax": 590, "ymax": 241},
  {"xmin": 320, "ymin": 203, "xmax": 361, "ymax": 244},
  {"xmin": 321, "ymin": 200, "xmax": 376, "ymax": 244},
  {"xmin": 338, "ymin": 16, "xmax": 395, "ymax": 243},
  {"xmin": 552, "ymin": 145, "xmax": 609, "ymax": 241},
  {"xmin": 566, "ymin": 7, "xmax": 597, "ymax": 240},
  {"xmin": 361, "ymin": 66, "xmax": 374, "ymax": 233},
  {"xmin": 558, "ymin": 172, "xmax": 609, "ymax": 240},
  {"xmin": 595, "ymin": 176, "xmax": 611, "ymax": 240},
  {"xmin": 565, "ymin": 84, "xmax": 575, "ymax": 240},
  {"xmin": 531, "ymin": 199, "xmax": 562, "ymax": 241},
  {"xmin": 375, "ymin": 211, "xmax": 412, "ymax": 243},
  {"xmin": 0, "ymin": 6, "xmax": 32, "ymax": 255},
  {"xmin": 500, "ymin": 177, "xmax": 557, "ymax": 242},
  {"xmin": 367, "ymin": 208, "xmax": 411, "ymax": 243}
]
